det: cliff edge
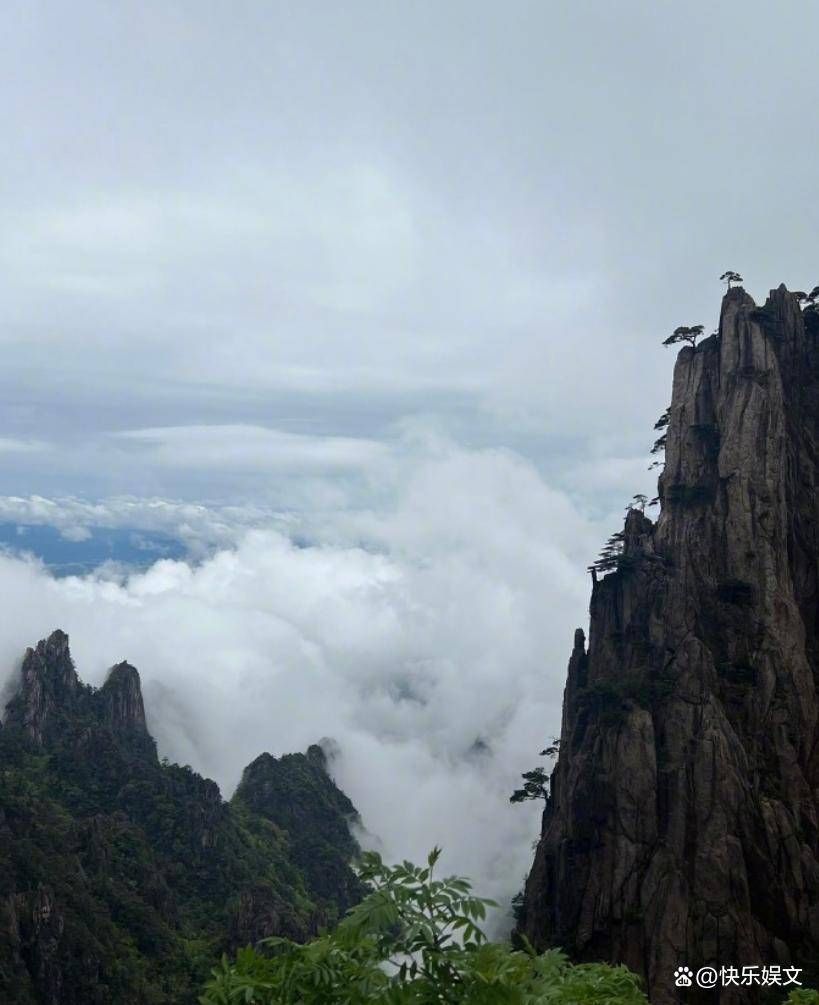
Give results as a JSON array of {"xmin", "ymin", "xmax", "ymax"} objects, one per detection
[{"xmin": 516, "ymin": 285, "xmax": 819, "ymax": 1003}]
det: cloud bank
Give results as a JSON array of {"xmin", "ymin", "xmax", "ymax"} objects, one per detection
[
  {"xmin": 4, "ymin": 1, "xmax": 818, "ymax": 509},
  {"xmin": 0, "ymin": 441, "xmax": 600, "ymax": 918}
]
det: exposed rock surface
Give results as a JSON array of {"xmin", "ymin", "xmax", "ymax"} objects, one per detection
[
  {"xmin": 5, "ymin": 631, "xmax": 79, "ymax": 745},
  {"xmin": 517, "ymin": 286, "xmax": 819, "ymax": 1002},
  {"xmin": 4, "ymin": 632, "xmax": 156, "ymax": 761},
  {"xmin": 99, "ymin": 662, "xmax": 148, "ymax": 735}
]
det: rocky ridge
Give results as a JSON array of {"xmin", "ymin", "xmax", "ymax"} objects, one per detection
[{"xmin": 517, "ymin": 285, "xmax": 819, "ymax": 1003}]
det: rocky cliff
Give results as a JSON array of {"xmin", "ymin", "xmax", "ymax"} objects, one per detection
[
  {"xmin": 99, "ymin": 662, "xmax": 148, "ymax": 735},
  {"xmin": 0, "ymin": 631, "xmax": 363, "ymax": 1005},
  {"xmin": 516, "ymin": 285, "xmax": 819, "ymax": 1003},
  {"xmin": 4, "ymin": 634, "xmax": 156, "ymax": 762},
  {"xmin": 4, "ymin": 631, "xmax": 79, "ymax": 746}
]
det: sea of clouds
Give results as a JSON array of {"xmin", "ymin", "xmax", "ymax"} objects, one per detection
[{"xmin": 0, "ymin": 437, "xmax": 617, "ymax": 927}]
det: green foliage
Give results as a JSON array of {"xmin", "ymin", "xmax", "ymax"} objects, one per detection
[
  {"xmin": 510, "ymin": 890, "xmax": 525, "ymax": 927},
  {"xmin": 650, "ymin": 433, "xmax": 667, "ymax": 455},
  {"xmin": 784, "ymin": 991, "xmax": 819, "ymax": 1005},
  {"xmin": 588, "ymin": 530, "xmax": 626, "ymax": 576},
  {"xmin": 662, "ymin": 324, "xmax": 704, "ymax": 348},
  {"xmin": 200, "ymin": 849, "xmax": 650, "ymax": 1005},
  {"xmin": 720, "ymin": 270, "xmax": 743, "ymax": 288},
  {"xmin": 510, "ymin": 743, "xmax": 559, "ymax": 804},
  {"xmin": 0, "ymin": 694, "xmax": 360, "ymax": 1002},
  {"xmin": 232, "ymin": 745, "xmax": 364, "ymax": 921},
  {"xmin": 509, "ymin": 767, "xmax": 549, "ymax": 804}
]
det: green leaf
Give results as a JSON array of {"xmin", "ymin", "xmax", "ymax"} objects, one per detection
[{"xmin": 200, "ymin": 848, "xmax": 651, "ymax": 1005}]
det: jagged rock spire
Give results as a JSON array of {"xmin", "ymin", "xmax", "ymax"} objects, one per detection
[
  {"xmin": 100, "ymin": 661, "xmax": 148, "ymax": 735},
  {"xmin": 3, "ymin": 631, "xmax": 155, "ymax": 760},
  {"xmin": 4, "ymin": 630, "xmax": 80, "ymax": 744}
]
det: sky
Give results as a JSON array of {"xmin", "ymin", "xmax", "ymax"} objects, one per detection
[{"xmin": 1, "ymin": 0, "xmax": 818, "ymax": 915}]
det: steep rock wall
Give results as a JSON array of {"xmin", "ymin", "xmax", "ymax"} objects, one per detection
[{"xmin": 517, "ymin": 286, "xmax": 819, "ymax": 1003}]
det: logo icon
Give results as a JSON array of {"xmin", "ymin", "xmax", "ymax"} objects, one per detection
[{"xmin": 674, "ymin": 966, "xmax": 694, "ymax": 987}]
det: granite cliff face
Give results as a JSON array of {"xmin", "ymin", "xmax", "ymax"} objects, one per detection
[
  {"xmin": 4, "ymin": 631, "xmax": 79, "ymax": 746},
  {"xmin": 4, "ymin": 633, "xmax": 157, "ymax": 763},
  {"xmin": 0, "ymin": 631, "xmax": 363, "ymax": 1004},
  {"xmin": 517, "ymin": 286, "xmax": 819, "ymax": 1002},
  {"xmin": 100, "ymin": 662, "xmax": 148, "ymax": 735}
]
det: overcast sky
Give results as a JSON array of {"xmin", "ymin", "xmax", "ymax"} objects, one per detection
[
  {"xmin": 3, "ymin": 0, "xmax": 818, "ymax": 505},
  {"xmin": 1, "ymin": 0, "xmax": 818, "ymax": 906}
]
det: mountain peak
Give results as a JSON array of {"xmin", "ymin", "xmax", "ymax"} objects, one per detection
[
  {"xmin": 3, "ymin": 633, "xmax": 156, "ymax": 761},
  {"xmin": 100, "ymin": 660, "xmax": 148, "ymax": 735},
  {"xmin": 4, "ymin": 629, "xmax": 80, "ymax": 744},
  {"xmin": 233, "ymin": 744, "xmax": 363, "ymax": 914},
  {"xmin": 518, "ymin": 285, "xmax": 819, "ymax": 1003}
]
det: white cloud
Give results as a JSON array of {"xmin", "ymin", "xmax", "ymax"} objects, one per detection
[
  {"xmin": 0, "ymin": 442, "xmax": 597, "ymax": 916},
  {"xmin": 59, "ymin": 525, "xmax": 92, "ymax": 542},
  {"xmin": 0, "ymin": 494, "xmax": 271, "ymax": 552},
  {"xmin": 1, "ymin": 0, "xmax": 819, "ymax": 519},
  {"xmin": 110, "ymin": 424, "xmax": 390, "ymax": 472}
]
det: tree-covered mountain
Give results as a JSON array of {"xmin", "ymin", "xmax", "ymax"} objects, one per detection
[{"xmin": 0, "ymin": 630, "xmax": 363, "ymax": 1005}]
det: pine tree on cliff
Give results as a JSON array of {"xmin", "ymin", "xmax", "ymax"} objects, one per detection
[
  {"xmin": 720, "ymin": 269, "xmax": 743, "ymax": 288},
  {"xmin": 649, "ymin": 409, "xmax": 671, "ymax": 472},
  {"xmin": 662, "ymin": 323, "xmax": 704, "ymax": 349}
]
